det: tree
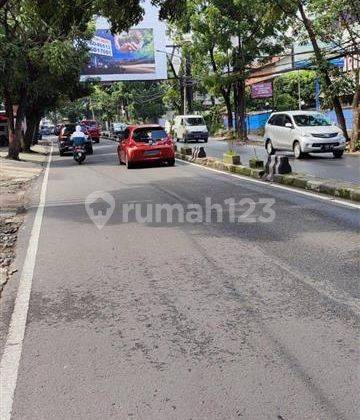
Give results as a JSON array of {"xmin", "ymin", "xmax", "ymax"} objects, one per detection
[
  {"xmin": 0, "ymin": 0, "xmax": 184, "ymax": 159},
  {"xmin": 270, "ymin": 0, "xmax": 355, "ymax": 142},
  {"xmin": 172, "ymin": 0, "xmax": 290, "ymax": 139},
  {"xmin": 184, "ymin": 3, "xmax": 235, "ymax": 128},
  {"xmin": 306, "ymin": 0, "xmax": 360, "ymax": 149}
]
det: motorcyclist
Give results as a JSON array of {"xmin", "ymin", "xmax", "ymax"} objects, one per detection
[{"xmin": 70, "ymin": 125, "xmax": 87, "ymax": 148}]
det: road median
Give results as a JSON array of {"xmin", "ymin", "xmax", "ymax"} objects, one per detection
[
  {"xmin": 175, "ymin": 152, "xmax": 360, "ymax": 203},
  {"xmin": 102, "ymin": 135, "xmax": 360, "ymax": 203}
]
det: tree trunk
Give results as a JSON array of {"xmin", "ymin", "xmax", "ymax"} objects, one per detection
[
  {"xmin": 297, "ymin": 1, "xmax": 349, "ymax": 141},
  {"xmin": 33, "ymin": 115, "xmax": 41, "ymax": 145},
  {"xmin": 235, "ymin": 78, "xmax": 247, "ymax": 140},
  {"xmin": 221, "ymin": 88, "xmax": 233, "ymax": 130},
  {"xmin": 4, "ymin": 91, "xmax": 21, "ymax": 160},
  {"xmin": 350, "ymin": 69, "xmax": 360, "ymax": 151},
  {"xmin": 23, "ymin": 111, "xmax": 38, "ymax": 151},
  {"xmin": 209, "ymin": 46, "xmax": 233, "ymax": 130},
  {"xmin": 7, "ymin": 87, "xmax": 26, "ymax": 159}
]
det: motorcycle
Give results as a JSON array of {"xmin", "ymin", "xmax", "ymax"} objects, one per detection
[{"xmin": 73, "ymin": 145, "xmax": 86, "ymax": 164}]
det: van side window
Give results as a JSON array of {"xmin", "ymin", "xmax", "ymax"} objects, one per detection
[
  {"xmin": 268, "ymin": 116, "xmax": 276, "ymax": 125},
  {"xmin": 283, "ymin": 115, "xmax": 292, "ymax": 126},
  {"xmin": 270, "ymin": 115, "xmax": 283, "ymax": 126}
]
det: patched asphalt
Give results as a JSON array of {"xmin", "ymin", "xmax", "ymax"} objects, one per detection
[{"xmin": 1, "ymin": 139, "xmax": 359, "ymax": 420}]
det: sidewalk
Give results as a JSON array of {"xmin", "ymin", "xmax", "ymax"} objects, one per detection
[{"xmin": 0, "ymin": 147, "xmax": 47, "ymax": 294}]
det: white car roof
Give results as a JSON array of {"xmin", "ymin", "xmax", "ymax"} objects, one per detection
[
  {"xmin": 176, "ymin": 115, "xmax": 204, "ymax": 118},
  {"xmin": 270, "ymin": 110, "xmax": 324, "ymax": 116}
]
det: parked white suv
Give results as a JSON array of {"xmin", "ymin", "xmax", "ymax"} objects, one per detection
[{"xmin": 264, "ymin": 111, "xmax": 347, "ymax": 159}]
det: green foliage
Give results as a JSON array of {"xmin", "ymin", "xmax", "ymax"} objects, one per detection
[
  {"xmin": 163, "ymin": 80, "xmax": 182, "ymax": 113},
  {"xmin": 274, "ymin": 70, "xmax": 317, "ymax": 110},
  {"xmin": 274, "ymin": 93, "xmax": 298, "ymax": 111},
  {"xmin": 63, "ymin": 81, "xmax": 167, "ymax": 124},
  {"xmin": 203, "ymin": 106, "xmax": 223, "ymax": 135}
]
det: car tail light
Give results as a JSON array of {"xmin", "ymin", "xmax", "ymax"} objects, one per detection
[{"xmin": 160, "ymin": 135, "xmax": 173, "ymax": 145}]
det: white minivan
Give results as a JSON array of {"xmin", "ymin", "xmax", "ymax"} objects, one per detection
[
  {"xmin": 264, "ymin": 111, "xmax": 347, "ymax": 159},
  {"xmin": 173, "ymin": 115, "xmax": 209, "ymax": 143}
]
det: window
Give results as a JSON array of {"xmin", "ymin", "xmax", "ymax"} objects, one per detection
[
  {"xmin": 123, "ymin": 128, "xmax": 130, "ymax": 139},
  {"xmin": 184, "ymin": 117, "xmax": 205, "ymax": 126},
  {"xmin": 268, "ymin": 115, "xmax": 278, "ymax": 125},
  {"xmin": 283, "ymin": 115, "xmax": 292, "ymax": 126},
  {"xmin": 293, "ymin": 114, "xmax": 332, "ymax": 127},
  {"xmin": 62, "ymin": 125, "xmax": 76, "ymax": 135},
  {"xmin": 133, "ymin": 127, "xmax": 167, "ymax": 143},
  {"xmin": 269, "ymin": 115, "xmax": 283, "ymax": 126}
]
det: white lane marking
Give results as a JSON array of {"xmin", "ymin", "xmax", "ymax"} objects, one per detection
[
  {"xmin": 176, "ymin": 159, "xmax": 360, "ymax": 210},
  {"xmin": 0, "ymin": 146, "xmax": 53, "ymax": 420}
]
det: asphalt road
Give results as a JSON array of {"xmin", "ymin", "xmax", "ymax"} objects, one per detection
[
  {"xmin": 184, "ymin": 137, "xmax": 360, "ymax": 184},
  {"xmin": 1, "ymin": 139, "xmax": 359, "ymax": 419}
]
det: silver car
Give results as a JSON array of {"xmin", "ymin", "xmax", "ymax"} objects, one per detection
[{"xmin": 264, "ymin": 111, "xmax": 347, "ymax": 159}]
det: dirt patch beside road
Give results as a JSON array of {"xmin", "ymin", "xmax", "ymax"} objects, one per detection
[{"xmin": 0, "ymin": 149, "xmax": 49, "ymax": 294}]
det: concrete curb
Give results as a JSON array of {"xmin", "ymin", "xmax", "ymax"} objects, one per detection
[
  {"xmin": 103, "ymin": 135, "xmax": 360, "ymax": 203},
  {"xmin": 175, "ymin": 152, "xmax": 360, "ymax": 203}
]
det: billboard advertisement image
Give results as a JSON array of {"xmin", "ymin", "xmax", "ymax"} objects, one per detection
[
  {"xmin": 81, "ymin": 1, "xmax": 168, "ymax": 82},
  {"xmin": 84, "ymin": 28, "xmax": 156, "ymax": 76}
]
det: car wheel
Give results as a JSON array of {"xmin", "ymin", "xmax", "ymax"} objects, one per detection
[
  {"xmin": 293, "ymin": 141, "xmax": 304, "ymax": 159},
  {"xmin": 333, "ymin": 150, "xmax": 344, "ymax": 158},
  {"xmin": 204, "ymin": 139, "xmax": 208, "ymax": 143},
  {"xmin": 126, "ymin": 155, "xmax": 134, "ymax": 169},
  {"xmin": 94, "ymin": 138, "xmax": 100, "ymax": 144},
  {"xmin": 59, "ymin": 150, "xmax": 64, "ymax": 156},
  {"xmin": 266, "ymin": 140, "xmax": 275, "ymax": 155},
  {"xmin": 0, "ymin": 135, "xmax": 8, "ymax": 147},
  {"xmin": 168, "ymin": 158, "xmax": 175, "ymax": 167}
]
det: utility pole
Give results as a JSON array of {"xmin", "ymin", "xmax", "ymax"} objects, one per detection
[
  {"xmin": 315, "ymin": 78, "xmax": 320, "ymax": 111},
  {"xmin": 298, "ymin": 69, "xmax": 302, "ymax": 110},
  {"xmin": 184, "ymin": 51, "xmax": 193, "ymax": 114},
  {"xmin": 183, "ymin": 76, "xmax": 187, "ymax": 114}
]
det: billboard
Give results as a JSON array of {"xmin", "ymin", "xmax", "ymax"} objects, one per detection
[
  {"xmin": 81, "ymin": 1, "xmax": 167, "ymax": 82},
  {"xmin": 251, "ymin": 82, "xmax": 273, "ymax": 99}
]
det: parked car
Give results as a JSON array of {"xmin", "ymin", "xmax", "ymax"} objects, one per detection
[
  {"xmin": 80, "ymin": 120, "xmax": 101, "ymax": 143},
  {"xmin": 40, "ymin": 125, "xmax": 53, "ymax": 136},
  {"xmin": 117, "ymin": 125, "xmax": 175, "ymax": 169},
  {"xmin": 264, "ymin": 111, "xmax": 347, "ymax": 159},
  {"xmin": 173, "ymin": 115, "xmax": 209, "ymax": 143},
  {"xmin": 112, "ymin": 122, "xmax": 127, "ymax": 137},
  {"xmin": 58, "ymin": 124, "xmax": 93, "ymax": 156}
]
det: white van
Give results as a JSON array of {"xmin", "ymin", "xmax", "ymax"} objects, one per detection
[{"xmin": 173, "ymin": 115, "xmax": 209, "ymax": 143}]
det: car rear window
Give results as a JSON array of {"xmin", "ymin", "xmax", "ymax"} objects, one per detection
[
  {"xmin": 62, "ymin": 125, "xmax": 76, "ymax": 135},
  {"xmin": 133, "ymin": 128, "xmax": 167, "ymax": 142}
]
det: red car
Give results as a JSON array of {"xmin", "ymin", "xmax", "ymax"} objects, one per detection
[
  {"xmin": 118, "ymin": 125, "xmax": 175, "ymax": 169},
  {"xmin": 81, "ymin": 120, "xmax": 101, "ymax": 143}
]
